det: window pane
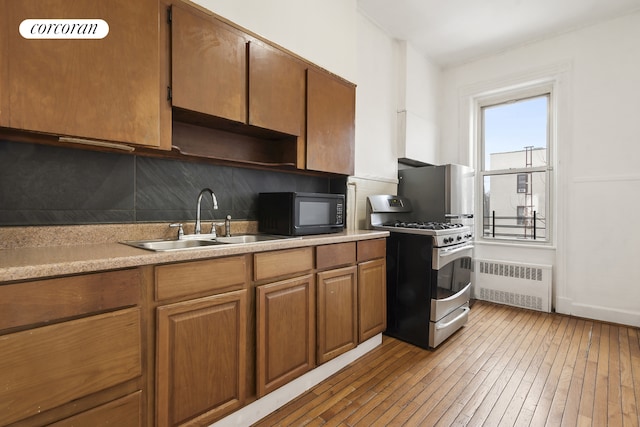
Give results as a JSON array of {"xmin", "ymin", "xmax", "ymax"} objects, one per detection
[
  {"xmin": 482, "ymin": 171, "xmax": 547, "ymax": 240},
  {"xmin": 483, "ymin": 96, "xmax": 548, "ymax": 171}
]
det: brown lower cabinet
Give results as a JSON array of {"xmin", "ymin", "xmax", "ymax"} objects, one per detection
[
  {"xmin": 0, "ymin": 269, "xmax": 144, "ymax": 427},
  {"xmin": 256, "ymin": 274, "xmax": 316, "ymax": 397},
  {"xmin": 254, "ymin": 247, "xmax": 315, "ymax": 397},
  {"xmin": 316, "ymin": 265, "xmax": 358, "ymax": 364},
  {"xmin": 154, "ymin": 255, "xmax": 250, "ymax": 427},
  {"xmin": 0, "ymin": 237, "xmax": 386, "ymax": 427},
  {"xmin": 49, "ymin": 392, "xmax": 142, "ymax": 427},
  {"xmin": 357, "ymin": 258, "xmax": 387, "ymax": 342},
  {"xmin": 156, "ymin": 290, "xmax": 247, "ymax": 427},
  {"xmin": 315, "ymin": 242, "xmax": 359, "ymax": 365},
  {"xmin": 356, "ymin": 239, "xmax": 387, "ymax": 343}
]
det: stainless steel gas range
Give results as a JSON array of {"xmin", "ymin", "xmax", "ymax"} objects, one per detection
[{"xmin": 368, "ymin": 195, "xmax": 473, "ymax": 349}]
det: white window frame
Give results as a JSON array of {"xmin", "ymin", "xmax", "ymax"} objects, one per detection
[{"xmin": 474, "ymin": 82, "xmax": 555, "ymax": 245}]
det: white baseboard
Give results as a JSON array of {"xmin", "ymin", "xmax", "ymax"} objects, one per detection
[
  {"xmin": 555, "ymin": 297, "xmax": 640, "ymax": 327},
  {"xmin": 210, "ymin": 334, "xmax": 383, "ymax": 427}
]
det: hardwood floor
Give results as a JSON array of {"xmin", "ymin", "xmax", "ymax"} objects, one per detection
[{"xmin": 253, "ymin": 301, "xmax": 640, "ymax": 426}]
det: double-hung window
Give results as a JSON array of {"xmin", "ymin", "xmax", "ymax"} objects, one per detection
[{"xmin": 477, "ymin": 84, "xmax": 553, "ymax": 242}]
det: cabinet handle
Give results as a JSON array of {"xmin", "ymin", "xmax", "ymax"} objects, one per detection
[{"xmin": 59, "ymin": 137, "xmax": 135, "ymax": 152}]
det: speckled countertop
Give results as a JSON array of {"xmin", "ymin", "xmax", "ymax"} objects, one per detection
[{"xmin": 0, "ymin": 223, "xmax": 388, "ymax": 283}]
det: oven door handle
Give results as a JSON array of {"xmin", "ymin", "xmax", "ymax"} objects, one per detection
[
  {"xmin": 434, "ymin": 244, "xmax": 473, "ymax": 270},
  {"xmin": 436, "ymin": 306, "xmax": 470, "ymax": 330},
  {"xmin": 440, "ymin": 244, "xmax": 474, "ymax": 257}
]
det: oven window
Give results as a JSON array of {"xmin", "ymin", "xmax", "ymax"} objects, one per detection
[
  {"xmin": 299, "ymin": 201, "xmax": 330, "ymax": 226},
  {"xmin": 436, "ymin": 257, "xmax": 472, "ymax": 298}
]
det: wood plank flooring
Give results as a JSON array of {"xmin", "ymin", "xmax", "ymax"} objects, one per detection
[{"xmin": 253, "ymin": 301, "xmax": 640, "ymax": 426}]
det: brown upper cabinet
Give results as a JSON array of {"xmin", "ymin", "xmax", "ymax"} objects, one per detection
[
  {"xmin": 169, "ymin": 1, "xmax": 355, "ymax": 175},
  {"xmin": 170, "ymin": 3, "xmax": 305, "ymax": 137},
  {"xmin": 0, "ymin": 0, "xmax": 169, "ymax": 149},
  {"xmin": 1, "ymin": 0, "xmax": 355, "ymax": 174},
  {"xmin": 170, "ymin": 3, "xmax": 247, "ymax": 124},
  {"xmin": 248, "ymin": 41, "xmax": 306, "ymax": 137},
  {"xmin": 306, "ymin": 68, "xmax": 356, "ymax": 176}
]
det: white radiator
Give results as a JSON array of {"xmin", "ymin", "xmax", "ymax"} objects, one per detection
[{"xmin": 473, "ymin": 259, "xmax": 552, "ymax": 313}]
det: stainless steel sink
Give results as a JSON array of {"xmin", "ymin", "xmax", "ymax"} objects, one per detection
[
  {"xmin": 122, "ymin": 238, "xmax": 225, "ymax": 252},
  {"xmin": 215, "ymin": 234, "xmax": 296, "ymax": 244},
  {"xmin": 122, "ymin": 234, "xmax": 297, "ymax": 252}
]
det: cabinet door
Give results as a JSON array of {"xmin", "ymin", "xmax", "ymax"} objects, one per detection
[
  {"xmin": 256, "ymin": 274, "xmax": 315, "ymax": 397},
  {"xmin": 316, "ymin": 266, "xmax": 358, "ymax": 364},
  {"xmin": 157, "ymin": 290, "xmax": 247, "ymax": 427},
  {"xmin": 306, "ymin": 68, "xmax": 356, "ymax": 175},
  {"xmin": 248, "ymin": 42, "xmax": 305, "ymax": 136},
  {"xmin": 358, "ymin": 258, "xmax": 387, "ymax": 342},
  {"xmin": 171, "ymin": 3, "xmax": 247, "ymax": 124},
  {"xmin": 1, "ymin": 0, "xmax": 164, "ymax": 147}
]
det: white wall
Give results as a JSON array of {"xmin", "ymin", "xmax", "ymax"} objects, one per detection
[
  {"xmin": 347, "ymin": 13, "xmax": 400, "ymax": 230},
  {"xmin": 441, "ymin": 11, "xmax": 640, "ymax": 327},
  {"xmin": 397, "ymin": 42, "xmax": 441, "ymax": 165},
  {"xmin": 354, "ymin": 13, "xmax": 398, "ymax": 182}
]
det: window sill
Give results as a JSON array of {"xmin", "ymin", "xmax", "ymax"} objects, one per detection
[{"xmin": 474, "ymin": 239, "xmax": 556, "ymax": 251}]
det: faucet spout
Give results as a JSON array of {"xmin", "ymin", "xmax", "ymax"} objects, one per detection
[{"xmin": 195, "ymin": 188, "xmax": 218, "ymax": 234}]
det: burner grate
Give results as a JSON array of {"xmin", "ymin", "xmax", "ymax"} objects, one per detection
[{"xmin": 383, "ymin": 221, "xmax": 464, "ymax": 230}]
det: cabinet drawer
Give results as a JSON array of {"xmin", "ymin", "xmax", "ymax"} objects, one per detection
[
  {"xmin": 50, "ymin": 391, "xmax": 142, "ymax": 427},
  {"xmin": 357, "ymin": 238, "xmax": 386, "ymax": 262},
  {"xmin": 316, "ymin": 242, "xmax": 356, "ymax": 270},
  {"xmin": 156, "ymin": 255, "xmax": 247, "ymax": 301},
  {"xmin": 254, "ymin": 247, "xmax": 313, "ymax": 282},
  {"xmin": 0, "ymin": 307, "xmax": 142, "ymax": 426},
  {"xmin": 0, "ymin": 269, "xmax": 140, "ymax": 332}
]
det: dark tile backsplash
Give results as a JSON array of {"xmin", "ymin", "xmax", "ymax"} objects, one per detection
[{"xmin": 0, "ymin": 140, "xmax": 346, "ymax": 226}]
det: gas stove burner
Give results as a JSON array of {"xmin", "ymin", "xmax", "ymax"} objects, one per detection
[{"xmin": 385, "ymin": 221, "xmax": 464, "ymax": 230}]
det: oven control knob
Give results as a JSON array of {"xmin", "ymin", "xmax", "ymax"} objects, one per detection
[{"xmin": 457, "ymin": 235, "xmax": 462, "ymax": 241}]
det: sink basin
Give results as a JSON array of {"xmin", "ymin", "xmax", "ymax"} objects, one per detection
[
  {"xmin": 215, "ymin": 234, "xmax": 297, "ymax": 244},
  {"xmin": 122, "ymin": 234, "xmax": 297, "ymax": 252},
  {"xmin": 122, "ymin": 238, "xmax": 225, "ymax": 252}
]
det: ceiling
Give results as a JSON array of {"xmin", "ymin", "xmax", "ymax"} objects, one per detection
[{"xmin": 357, "ymin": 0, "xmax": 640, "ymax": 67}]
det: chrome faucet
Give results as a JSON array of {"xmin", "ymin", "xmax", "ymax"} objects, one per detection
[{"xmin": 195, "ymin": 188, "xmax": 218, "ymax": 235}]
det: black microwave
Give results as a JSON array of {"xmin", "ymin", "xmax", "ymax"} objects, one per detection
[{"xmin": 258, "ymin": 192, "xmax": 345, "ymax": 236}]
